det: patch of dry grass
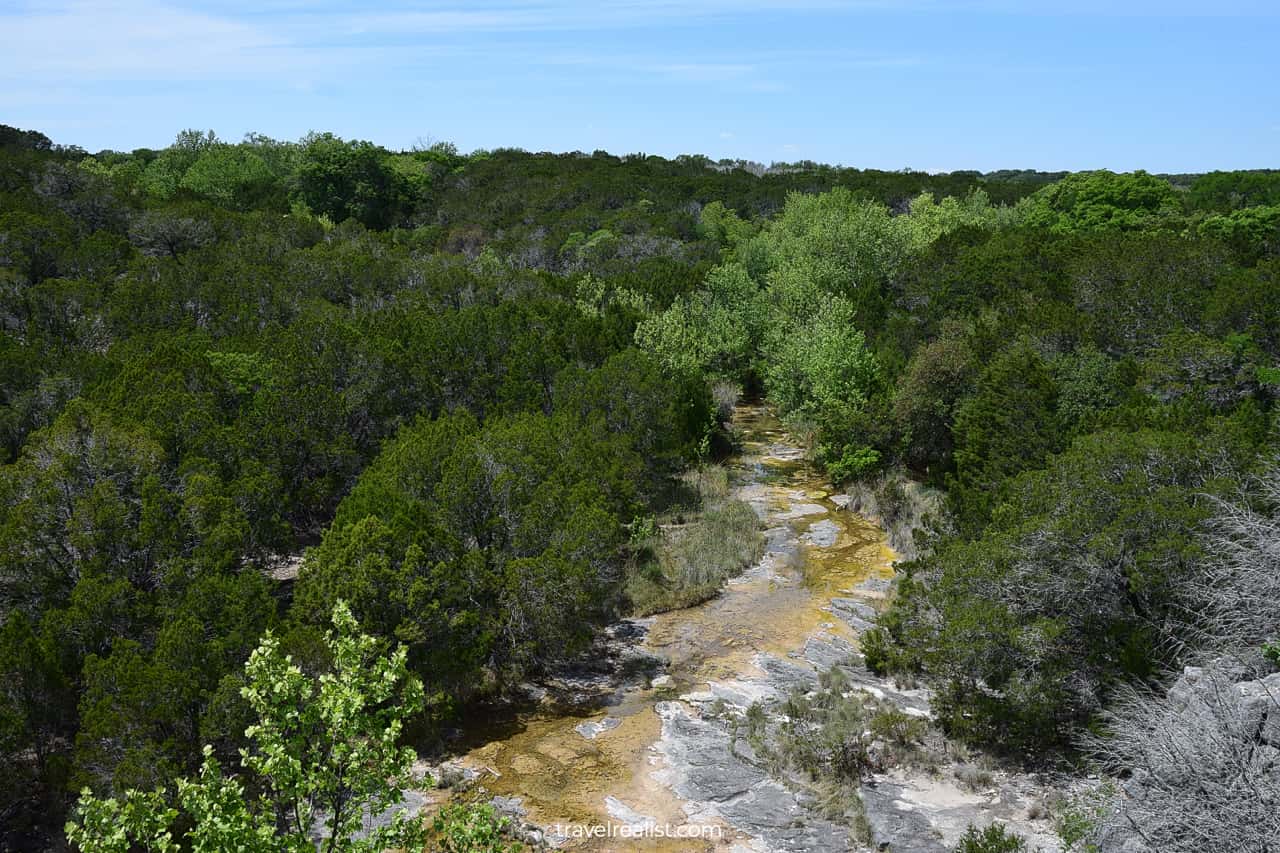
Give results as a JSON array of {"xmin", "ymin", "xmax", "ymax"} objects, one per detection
[{"xmin": 625, "ymin": 465, "xmax": 763, "ymax": 616}]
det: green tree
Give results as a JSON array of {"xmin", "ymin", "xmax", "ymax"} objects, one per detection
[
  {"xmin": 762, "ymin": 294, "xmax": 880, "ymax": 425},
  {"xmin": 754, "ymin": 187, "xmax": 912, "ymax": 319},
  {"xmin": 697, "ymin": 200, "xmax": 756, "ymax": 252},
  {"xmin": 1187, "ymin": 169, "xmax": 1280, "ymax": 212},
  {"xmin": 1050, "ymin": 346, "xmax": 1123, "ymax": 434},
  {"xmin": 1197, "ymin": 204, "xmax": 1280, "ymax": 260},
  {"xmin": 180, "ymin": 145, "xmax": 283, "ymax": 211},
  {"xmin": 890, "ymin": 430, "xmax": 1220, "ymax": 753},
  {"xmin": 634, "ymin": 262, "xmax": 762, "ymax": 379},
  {"xmin": 903, "ymin": 189, "xmax": 1018, "ymax": 245},
  {"xmin": 294, "ymin": 134, "xmax": 406, "ymax": 229},
  {"xmin": 949, "ymin": 341, "xmax": 1059, "ymax": 527},
  {"xmin": 139, "ymin": 130, "xmax": 219, "ymax": 200},
  {"xmin": 71, "ymin": 572, "xmax": 277, "ymax": 795},
  {"xmin": 1022, "ymin": 170, "xmax": 1179, "ymax": 233},
  {"xmin": 0, "ymin": 207, "xmax": 77, "ymax": 285},
  {"xmin": 296, "ymin": 410, "xmax": 625, "ymax": 695},
  {"xmin": 892, "ymin": 324, "xmax": 978, "ymax": 475},
  {"xmin": 0, "ymin": 401, "xmax": 176, "ymax": 618},
  {"xmin": 553, "ymin": 348, "xmax": 713, "ymax": 483},
  {"xmin": 0, "ymin": 611, "xmax": 73, "ymax": 815},
  {"xmin": 66, "ymin": 601, "xmax": 426, "ymax": 852}
]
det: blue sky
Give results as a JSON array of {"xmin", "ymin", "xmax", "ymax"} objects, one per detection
[{"xmin": 1, "ymin": 1, "xmax": 1277, "ymax": 171}]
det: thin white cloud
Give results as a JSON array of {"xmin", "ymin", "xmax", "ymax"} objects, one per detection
[
  {"xmin": 495, "ymin": 48, "xmax": 921, "ymax": 86},
  {"xmin": 967, "ymin": 0, "xmax": 1278, "ymax": 15},
  {"xmin": 646, "ymin": 63, "xmax": 755, "ymax": 81},
  {"xmin": 347, "ymin": 8, "xmax": 550, "ymax": 34},
  {"xmin": 0, "ymin": 0, "xmax": 327, "ymax": 80},
  {"xmin": 337, "ymin": 0, "xmax": 901, "ymax": 35},
  {"xmin": 326, "ymin": 0, "xmax": 1280, "ymax": 31}
]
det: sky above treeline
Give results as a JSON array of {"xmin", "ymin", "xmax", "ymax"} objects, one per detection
[{"xmin": 2, "ymin": 0, "xmax": 1277, "ymax": 172}]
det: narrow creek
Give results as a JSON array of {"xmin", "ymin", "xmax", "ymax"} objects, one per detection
[
  {"xmin": 424, "ymin": 405, "xmax": 1060, "ymax": 852},
  {"xmin": 417, "ymin": 406, "xmax": 887, "ymax": 848}
]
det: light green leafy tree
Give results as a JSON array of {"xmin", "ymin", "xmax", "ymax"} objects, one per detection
[
  {"xmin": 66, "ymin": 601, "xmax": 426, "ymax": 852},
  {"xmin": 754, "ymin": 188, "xmax": 915, "ymax": 301},
  {"xmin": 1197, "ymin": 204, "xmax": 1280, "ymax": 257},
  {"xmin": 1020, "ymin": 170, "xmax": 1180, "ymax": 233},
  {"xmin": 903, "ymin": 189, "xmax": 1020, "ymax": 245},
  {"xmin": 760, "ymin": 293, "xmax": 882, "ymax": 480},
  {"xmin": 179, "ymin": 145, "xmax": 280, "ymax": 210},
  {"xmin": 573, "ymin": 273, "xmax": 650, "ymax": 318},
  {"xmin": 697, "ymin": 200, "xmax": 756, "ymax": 253},
  {"xmin": 761, "ymin": 293, "xmax": 878, "ymax": 421},
  {"xmin": 634, "ymin": 262, "xmax": 762, "ymax": 378},
  {"xmin": 430, "ymin": 804, "xmax": 520, "ymax": 852},
  {"xmin": 139, "ymin": 129, "xmax": 220, "ymax": 200}
]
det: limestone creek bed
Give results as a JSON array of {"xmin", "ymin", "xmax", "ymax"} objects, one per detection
[{"xmin": 417, "ymin": 406, "xmax": 1062, "ymax": 852}]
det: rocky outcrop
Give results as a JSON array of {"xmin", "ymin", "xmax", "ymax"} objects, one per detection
[
  {"xmin": 860, "ymin": 782, "xmax": 946, "ymax": 853},
  {"xmin": 1086, "ymin": 664, "xmax": 1280, "ymax": 853},
  {"xmin": 518, "ymin": 618, "xmax": 665, "ymax": 710},
  {"xmin": 653, "ymin": 700, "xmax": 854, "ymax": 852},
  {"xmin": 1167, "ymin": 665, "xmax": 1280, "ymax": 748},
  {"xmin": 829, "ymin": 597, "xmax": 879, "ymax": 632},
  {"xmin": 859, "ymin": 771, "xmax": 1064, "ymax": 853}
]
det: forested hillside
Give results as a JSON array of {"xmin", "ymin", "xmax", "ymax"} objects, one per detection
[{"xmin": 2, "ymin": 123, "xmax": 1278, "ymax": 850}]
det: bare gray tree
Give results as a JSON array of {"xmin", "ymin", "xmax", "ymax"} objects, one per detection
[
  {"xmin": 1084, "ymin": 667, "xmax": 1280, "ymax": 853},
  {"xmin": 1182, "ymin": 458, "xmax": 1280, "ymax": 656},
  {"xmin": 1082, "ymin": 458, "xmax": 1280, "ymax": 852}
]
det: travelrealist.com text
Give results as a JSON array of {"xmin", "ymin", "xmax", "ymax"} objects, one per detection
[{"xmin": 552, "ymin": 822, "xmax": 725, "ymax": 840}]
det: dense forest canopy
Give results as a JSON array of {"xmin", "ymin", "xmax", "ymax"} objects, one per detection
[{"xmin": 1, "ymin": 123, "xmax": 1278, "ymax": 850}]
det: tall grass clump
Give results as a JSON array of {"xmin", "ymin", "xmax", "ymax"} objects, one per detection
[
  {"xmin": 625, "ymin": 465, "xmax": 763, "ymax": 615},
  {"xmin": 843, "ymin": 470, "xmax": 945, "ymax": 560}
]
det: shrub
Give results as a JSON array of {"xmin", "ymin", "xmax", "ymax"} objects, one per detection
[
  {"xmin": 952, "ymin": 823, "xmax": 1027, "ymax": 853},
  {"xmin": 869, "ymin": 707, "xmax": 927, "ymax": 747},
  {"xmin": 625, "ymin": 489, "xmax": 762, "ymax": 615},
  {"xmin": 66, "ymin": 603, "xmax": 426, "ymax": 852},
  {"xmin": 822, "ymin": 443, "xmax": 882, "ymax": 484},
  {"xmin": 430, "ymin": 803, "xmax": 522, "ymax": 852},
  {"xmin": 1265, "ymin": 641, "xmax": 1280, "ymax": 666},
  {"xmin": 861, "ymin": 627, "xmax": 893, "ymax": 676},
  {"xmin": 953, "ymin": 763, "xmax": 995, "ymax": 792}
]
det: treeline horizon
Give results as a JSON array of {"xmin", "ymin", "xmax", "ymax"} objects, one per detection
[
  {"xmin": 0, "ymin": 122, "xmax": 1081, "ymax": 181},
  {"xmin": 12, "ymin": 123, "xmax": 1275, "ymax": 188}
]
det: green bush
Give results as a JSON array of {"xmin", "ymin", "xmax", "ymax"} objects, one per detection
[
  {"xmin": 625, "ymin": 474, "xmax": 763, "ymax": 615},
  {"xmin": 821, "ymin": 443, "xmax": 882, "ymax": 484},
  {"xmin": 869, "ymin": 707, "xmax": 927, "ymax": 747},
  {"xmin": 430, "ymin": 803, "xmax": 522, "ymax": 852},
  {"xmin": 1264, "ymin": 640, "xmax": 1280, "ymax": 667},
  {"xmin": 952, "ymin": 823, "xmax": 1027, "ymax": 853},
  {"xmin": 860, "ymin": 627, "xmax": 894, "ymax": 676}
]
